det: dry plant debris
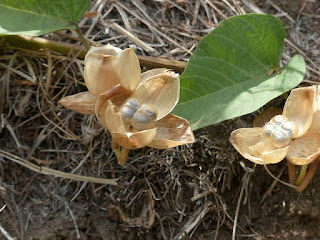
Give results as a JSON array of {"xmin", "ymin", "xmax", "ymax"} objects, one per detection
[{"xmin": 0, "ymin": 0, "xmax": 319, "ymax": 239}]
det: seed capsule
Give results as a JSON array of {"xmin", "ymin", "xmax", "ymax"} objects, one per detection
[
  {"xmin": 271, "ymin": 129, "xmax": 288, "ymax": 142},
  {"xmin": 263, "ymin": 123, "xmax": 275, "ymax": 136},
  {"xmin": 120, "ymin": 98, "xmax": 141, "ymax": 123},
  {"xmin": 132, "ymin": 104, "xmax": 158, "ymax": 130},
  {"xmin": 282, "ymin": 121, "xmax": 298, "ymax": 136},
  {"xmin": 120, "ymin": 98, "xmax": 158, "ymax": 130},
  {"xmin": 262, "ymin": 115, "xmax": 298, "ymax": 148},
  {"xmin": 272, "ymin": 115, "xmax": 286, "ymax": 125}
]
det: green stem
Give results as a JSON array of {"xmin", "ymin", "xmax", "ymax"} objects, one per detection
[
  {"xmin": 119, "ymin": 147, "xmax": 130, "ymax": 165},
  {"xmin": 296, "ymin": 164, "xmax": 308, "ymax": 185},
  {"xmin": 296, "ymin": 159, "xmax": 320, "ymax": 192},
  {"xmin": 114, "ymin": 148, "xmax": 121, "ymax": 161},
  {"xmin": 1, "ymin": 35, "xmax": 87, "ymax": 58},
  {"xmin": 74, "ymin": 24, "xmax": 90, "ymax": 51},
  {"xmin": 0, "ymin": 35, "xmax": 186, "ymax": 72}
]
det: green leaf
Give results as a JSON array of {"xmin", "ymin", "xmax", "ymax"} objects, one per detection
[
  {"xmin": 173, "ymin": 14, "xmax": 305, "ymax": 130},
  {"xmin": 0, "ymin": 0, "xmax": 89, "ymax": 36}
]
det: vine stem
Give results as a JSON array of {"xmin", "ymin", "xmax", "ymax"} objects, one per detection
[
  {"xmin": 74, "ymin": 23, "xmax": 90, "ymax": 51},
  {"xmin": 296, "ymin": 158, "xmax": 320, "ymax": 192},
  {"xmin": 119, "ymin": 147, "xmax": 130, "ymax": 165},
  {"xmin": 0, "ymin": 35, "xmax": 186, "ymax": 73},
  {"xmin": 296, "ymin": 164, "xmax": 308, "ymax": 185},
  {"xmin": 111, "ymin": 138, "xmax": 129, "ymax": 165}
]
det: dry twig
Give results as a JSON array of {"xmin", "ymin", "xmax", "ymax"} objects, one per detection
[{"xmin": 0, "ymin": 150, "xmax": 118, "ymax": 185}]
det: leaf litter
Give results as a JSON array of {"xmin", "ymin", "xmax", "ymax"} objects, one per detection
[{"xmin": 0, "ymin": 0, "xmax": 319, "ymax": 239}]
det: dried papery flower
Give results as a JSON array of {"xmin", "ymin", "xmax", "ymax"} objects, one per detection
[
  {"xmin": 230, "ymin": 85, "xmax": 320, "ymax": 165},
  {"xmin": 262, "ymin": 115, "xmax": 298, "ymax": 148},
  {"xmin": 129, "ymin": 70, "xmax": 180, "ymax": 120},
  {"xmin": 58, "ymin": 44, "xmax": 141, "ymax": 114},
  {"xmin": 84, "ymin": 44, "xmax": 141, "ymax": 96},
  {"xmin": 120, "ymin": 98, "xmax": 158, "ymax": 130},
  {"xmin": 58, "ymin": 44, "xmax": 195, "ymax": 165},
  {"xmin": 230, "ymin": 85, "xmax": 320, "ymax": 192},
  {"xmin": 96, "ymin": 70, "xmax": 195, "ymax": 165}
]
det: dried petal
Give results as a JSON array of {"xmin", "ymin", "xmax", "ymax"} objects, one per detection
[
  {"xmin": 84, "ymin": 53, "xmax": 120, "ymax": 96},
  {"xmin": 253, "ymin": 107, "xmax": 282, "ymax": 127},
  {"xmin": 140, "ymin": 68, "xmax": 169, "ymax": 86},
  {"xmin": 309, "ymin": 110, "xmax": 320, "ymax": 132},
  {"xmin": 309, "ymin": 86, "xmax": 320, "ymax": 132},
  {"xmin": 58, "ymin": 91, "xmax": 96, "ymax": 114},
  {"xmin": 115, "ymin": 48, "xmax": 141, "ymax": 90},
  {"xmin": 84, "ymin": 45, "xmax": 140, "ymax": 96},
  {"xmin": 95, "ymin": 85, "xmax": 131, "ymax": 127},
  {"xmin": 148, "ymin": 114, "xmax": 195, "ymax": 148},
  {"xmin": 130, "ymin": 70, "xmax": 180, "ymax": 120},
  {"xmin": 112, "ymin": 129, "xmax": 157, "ymax": 149},
  {"xmin": 283, "ymin": 86, "xmax": 316, "ymax": 137},
  {"xmin": 230, "ymin": 128, "xmax": 289, "ymax": 164},
  {"xmin": 286, "ymin": 131, "xmax": 320, "ymax": 165},
  {"xmin": 85, "ymin": 44, "xmax": 122, "ymax": 59},
  {"xmin": 104, "ymin": 100, "xmax": 157, "ymax": 149}
]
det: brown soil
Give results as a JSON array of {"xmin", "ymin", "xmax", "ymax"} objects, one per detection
[{"xmin": 0, "ymin": 0, "xmax": 320, "ymax": 239}]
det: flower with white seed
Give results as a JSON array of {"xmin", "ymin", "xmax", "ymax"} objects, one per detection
[
  {"xmin": 59, "ymin": 44, "xmax": 195, "ymax": 164},
  {"xmin": 230, "ymin": 85, "xmax": 320, "ymax": 166}
]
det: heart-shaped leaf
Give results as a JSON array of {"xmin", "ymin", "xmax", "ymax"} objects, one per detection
[
  {"xmin": 0, "ymin": 0, "xmax": 89, "ymax": 36},
  {"xmin": 172, "ymin": 14, "xmax": 305, "ymax": 130}
]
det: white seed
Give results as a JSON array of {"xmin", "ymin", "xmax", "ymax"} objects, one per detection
[
  {"xmin": 271, "ymin": 130, "xmax": 287, "ymax": 142},
  {"xmin": 282, "ymin": 121, "xmax": 298, "ymax": 138},
  {"xmin": 272, "ymin": 115, "xmax": 286, "ymax": 125},
  {"xmin": 133, "ymin": 111, "xmax": 150, "ymax": 124},
  {"xmin": 120, "ymin": 98, "xmax": 141, "ymax": 123},
  {"xmin": 126, "ymin": 98, "xmax": 140, "ymax": 109},
  {"xmin": 121, "ymin": 105, "xmax": 136, "ymax": 119},
  {"xmin": 263, "ymin": 122, "xmax": 275, "ymax": 136},
  {"xmin": 132, "ymin": 103, "xmax": 158, "ymax": 130},
  {"xmin": 144, "ymin": 108, "xmax": 157, "ymax": 121},
  {"xmin": 264, "ymin": 115, "xmax": 298, "ymax": 148}
]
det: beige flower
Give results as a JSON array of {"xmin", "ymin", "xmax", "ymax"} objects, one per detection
[
  {"xmin": 59, "ymin": 44, "xmax": 195, "ymax": 164},
  {"xmin": 230, "ymin": 85, "xmax": 320, "ymax": 166},
  {"xmin": 84, "ymin": 44, "xmax": 141, "ymax": 96}
]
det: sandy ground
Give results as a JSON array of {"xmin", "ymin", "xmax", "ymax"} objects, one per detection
[{"xmin": 0, "ymin": 0, "xmax": 320, "ymax": 239}]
